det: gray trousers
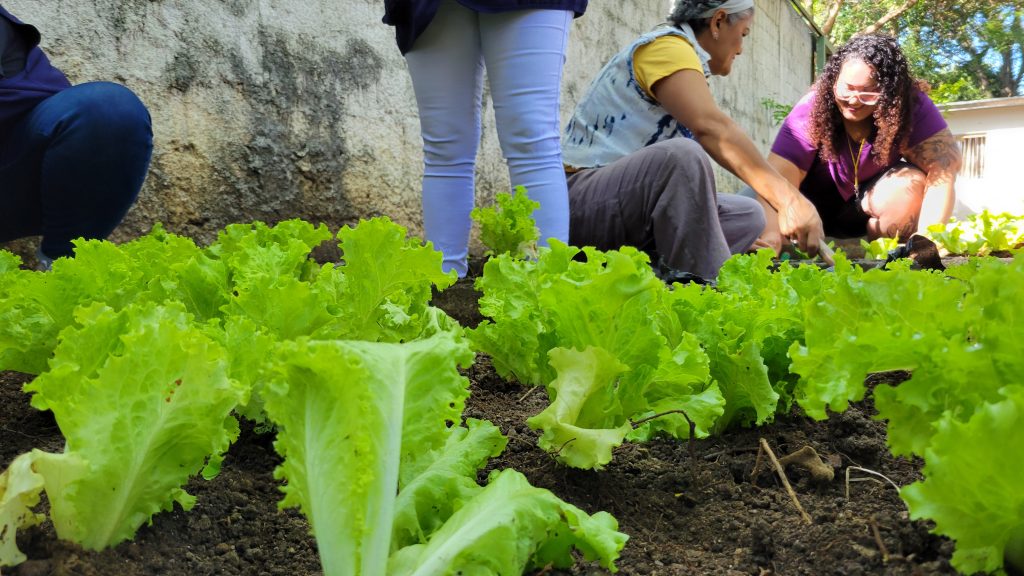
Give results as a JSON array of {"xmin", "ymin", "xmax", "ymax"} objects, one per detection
[{"xmin": 567, "ymin": 139, "xmax": 765, "ymax": 279}]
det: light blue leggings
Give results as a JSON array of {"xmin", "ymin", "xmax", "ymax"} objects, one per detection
[{"xmin": 405, "ymin": 0, "xmax": 573, "ymax": 277}]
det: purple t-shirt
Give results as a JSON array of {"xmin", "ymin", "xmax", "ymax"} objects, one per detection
[{"xmin": 771, "ymin": 89, "xmax": 947, "ymax": 201}]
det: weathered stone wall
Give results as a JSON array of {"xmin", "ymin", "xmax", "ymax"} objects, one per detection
[{"xmin": 4, "ymin": 0, "xmax": 815, "ymax": 255}]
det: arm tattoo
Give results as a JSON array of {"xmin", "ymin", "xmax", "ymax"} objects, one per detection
[
  {"xmin": 904, "ymin": 128, "xmax": 962, "ymax": 184},
  {"xmin": 886, "ymin": 214, "xmax": 918, "ymax": 241}
]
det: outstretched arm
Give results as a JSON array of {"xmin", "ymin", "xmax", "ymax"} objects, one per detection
[
  {"xmin": 903, "ymin": 128, "xmax": 961, "ymax": 233},
  {"xmin": 751, "ymin": 153, "xmax": 811, "ymax": 254},
  {"xmin": 652, "ymin": 69, "xmax": 824, "ymax": 254}
]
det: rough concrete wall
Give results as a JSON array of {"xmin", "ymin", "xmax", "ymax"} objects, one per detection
[
  {"xmin": 709, "ymin": 0, "xmax": 816, "ymax": 192},
  {"xmin": 3, "ymin": 0, "xmax": 813, "ymax": 257},
  {"xmin": 6, "ymin": 0, "xmax": 397, "ymax": 249}
]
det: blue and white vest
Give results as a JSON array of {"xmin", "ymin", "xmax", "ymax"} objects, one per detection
[{"xmin": 562, "ymin": 24, "xmax": 711, "ymax": 169}]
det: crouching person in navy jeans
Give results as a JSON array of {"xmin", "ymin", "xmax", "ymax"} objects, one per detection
[{"xmin": 0, "ymin": 5, "xmax": 153, "ymax": 270}]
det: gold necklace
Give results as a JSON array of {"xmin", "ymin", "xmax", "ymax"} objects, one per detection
[{"xmin": 846, "ymin": 135, "xmax": 866, "ymax": 196}]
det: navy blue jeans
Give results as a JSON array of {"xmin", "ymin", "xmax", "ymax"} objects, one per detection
[{"xmin": 0, "ymin": 82, "xmax": 153, "ymax": 258}]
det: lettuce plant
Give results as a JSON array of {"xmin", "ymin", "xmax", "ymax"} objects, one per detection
[
  {"xmin": 471, "ymin": 186, "xmax": 541, "ymax": 259},
  {"xmin": 471, "ymin": 242, "xmax": 725, "ymax": 468},
  {"xmin": 925, "ymin": 210, "xmax": 1024, "ymax": 256},
  {"xmin": 263, "ymin": 332, "xmax": 627, "ymax": 575},
  {"xmin": 901, "ymin": 386, "xmax": 1024, "ymax": 575},
  {"xmin": 790, "ymin": 254, "xmax": 1024, "ymax": 574},
  {"xmin": 0, "ymin": 227, "xmax": 209, "ymax": 374},
  {"xmin": 1, "ymin": 302, "xmax": 245, "ymax": 563}
]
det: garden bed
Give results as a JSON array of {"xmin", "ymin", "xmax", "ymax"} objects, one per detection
[{"xmin": 1, "ymin": 274, "xmax": 957, "ymax": 576}]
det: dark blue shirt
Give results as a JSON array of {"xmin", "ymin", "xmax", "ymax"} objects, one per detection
[
  {"xmin": 0, "ymin": 6, "xmax": 71, "ymax": 139},
  {"xmin": 383, "ymin": 0, "xmax": 588, "ymax": 55},
  {"xmin": 0, "ymin": 10, "xmax": 27, "ymax": 77}
]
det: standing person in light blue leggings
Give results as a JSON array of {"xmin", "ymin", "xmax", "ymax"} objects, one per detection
[{"xmin": 383, "ymin": 0, "xmax": 587, "ymax": 277}]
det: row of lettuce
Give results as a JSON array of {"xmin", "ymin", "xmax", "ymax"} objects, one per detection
[
  {"xmin": 0, "ymin": 219, "xmax": 626, "ymax": 576},
  {"xmin": 861, "ymin": 209, "xmax": 1024, "ymax": 259},
  {"xmin": 467, "ymin": 190, "xmax": 1023, "ymax": 575},
  {"xmin": 2, "ymin": 209, "xmax": 1022, "ymax": 575},
  {"xmin": 469, "ymin": 228, "xmax": 1023, "ymax": 576}
]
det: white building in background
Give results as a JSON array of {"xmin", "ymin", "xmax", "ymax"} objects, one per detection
[{"xmin": 941, "ymin": 96, "xmax": 1024, "ymax": 218}]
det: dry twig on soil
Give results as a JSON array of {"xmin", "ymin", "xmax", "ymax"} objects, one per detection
[
  {"xmin": 777, "ymin": 445, "xmax": 835, "ymax": 483},
  {"xmin": 751, "ymin": 438, "xmax": 813, "ymax": 525},
  {"xmin": 845, "ymin": 466, "xmax": 904, "ymax": 507},
  {"xmin": 517, "ymin": 385, "xmax": 541, "ymax": 404},
  {"xmin": 868, "ymin": 515, "xmax": 891, "ymax": 563},
  {"xmin": 631, "ymin": 408, "xmax": 697, "ymax": 481}
]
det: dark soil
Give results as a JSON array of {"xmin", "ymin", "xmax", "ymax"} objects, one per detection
[{"xmin": 1, "ymin": 276, "xmax": 957, "ymax": 576}]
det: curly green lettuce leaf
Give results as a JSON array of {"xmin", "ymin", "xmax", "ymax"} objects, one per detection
[
  {"xmin": 789, "ymin": 265, "xmax": 964, "ymax": 420},
  {"xmin": 263, "ymin": 333, "xmax": 474, "ymax": 576},
  {"xmin": 334, "ymin": 217, "xmax": 456, "ymax": 342},
  {"xmin": 471, "ymin": 242, "xmax": 664, "ymax": 392},
  {"xmin": 391, "ymin": 419, "xmax": 507, "ymax": 550},
  {"xmin": 901, "ymin": 386, "xmax": 1024, "ymax": 576},
  {"xmin": 388, "ymin": 469, "xmax": 627, "ymax": 575},
  {"xmin": 223, "ymin": 268, "xmax": 343, "ymax": 341},
  {"xmin": 21, "ymin": 302, "xmax": 244, "ymax": 550},
  {"xmin": 879, "ymin": 254, "xmax": 1024, "ymax": 455},
  {"xmin": 470, "ymin": 185, "xmax": 541, "ymax": 259},
  {"xmin": 527, "ymin": 346, "xmax": 634, "ymax": 470},
  {"xmin": 630, "ymin": 332, "xmax": 721, "ymax": 441},
  {"xmin": 860, "ymin": 237, "xmax": 901, "ymax": 260},
  {"xmin": 0, "ymin": 250, "xmax": 22, "ymax": 274},
  {"xmin": 925, "ymin": 210, "xmax": 1024, "ymax": 256},
  {"xmin": 0, "ymin": 227, "xmax": 214, "ymax": 374},
  {"xmin": 664, "ymin": 283, "xmax": 779, "ymax": 432},
  {"xmin": 539, "ymin": 247, "xmax": 666, "ymax": 404},
  {"xmin": 872, "ymin": 341, "xmax": 1008, "ymax": 456},
  {"xmin": 207, "ymin": 218, "xmax": 331, "ymax": 286},
  {"xmin": 470, "ymin": 246, "xmax": 568, "ymax": 387},
  {"xmin": 0, "ymin": 452, "xmax": 46, "ymax": 567}
]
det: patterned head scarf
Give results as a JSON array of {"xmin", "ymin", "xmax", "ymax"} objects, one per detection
[{"xmin": 669, "ymin": 0, "xmax": 756, "ymax": 23}]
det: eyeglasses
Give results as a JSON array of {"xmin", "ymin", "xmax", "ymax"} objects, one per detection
[{"xmin": 834, "ymin": 82, "xmax": 881, "ymax": 106}]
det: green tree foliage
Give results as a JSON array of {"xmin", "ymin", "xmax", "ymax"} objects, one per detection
[{"xmin": 801, "ymin": 0, "xmax": 1023, "ymax": 102}]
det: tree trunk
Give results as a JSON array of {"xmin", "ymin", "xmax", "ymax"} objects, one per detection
[
  {"xmin": 860, "ymin": 0, "xmax": 920, "ymax": 35},
  {"xmin": 821, "ymin": 0, "xmax": 844, "ymax": 37}
]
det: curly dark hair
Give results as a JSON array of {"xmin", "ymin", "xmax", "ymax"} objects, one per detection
[
  {"xmin": 668, "ymin": 1, "xmax": 754, "ymax": 33},
  {"xmin": 808, "ymin": 34, "xmax": 925, "ymax": 166}
]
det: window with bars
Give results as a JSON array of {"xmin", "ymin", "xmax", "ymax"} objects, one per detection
[{"xmin": 958, "ymin": 134, "xmax": 986, "ymax": 179}]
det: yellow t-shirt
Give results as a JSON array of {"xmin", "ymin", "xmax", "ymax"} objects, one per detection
[{"xmin": 632, "ymin": 35, "xmax": 703, "ymax": 100}]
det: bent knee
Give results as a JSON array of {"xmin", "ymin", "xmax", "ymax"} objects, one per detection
[
  {"xmin": 728, "ymin": 194, "xmax": 767, "ymax": 230},
  {"xmin": 67, "ymin": 82, "xmax": 151, "ymax": 135},
  {"xmin": 650, "ymin": 138, "xmax": 713, "ymax": 178},
  {"xmin": 497, "ymin": 126, "xmax": 561, "ymax": 162},
  {"xmin": 885, "ymin": 165, "xmax": 926, "ymax": 188},
  {"xmin": 660, "ymin": 137, "xmax": 705, "ymax": 160},
  {"xmin": 869, "ymin": 165, "xmax": 927, "ymax": 203},
  {"xmin": 741, "ymin": 196, "xmax": 767, "ymax": 230}
]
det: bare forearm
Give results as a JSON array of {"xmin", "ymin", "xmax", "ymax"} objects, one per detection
[
  {"xmin": 918, "ymin": 176, "xmax": 956, "ymax": 233},
  {"xmin": 905, "ymin": 129, "xmax": 961, "ymax": 233},
  {"xmin": 693, "ymin": 118, "xmax": 796, "ymax": 209}
]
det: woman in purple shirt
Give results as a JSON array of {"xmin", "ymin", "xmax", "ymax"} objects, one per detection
[
  {"xmin": 0, "ymin": 5, "xmax": 152, "ymax": 271},
  {"xmin": 383, "ymin": 1, "xmax": 586, "ymax": 277},
  {"xmin": 760, "ymin": 34, "xmax": 961, "ymax": 250}
]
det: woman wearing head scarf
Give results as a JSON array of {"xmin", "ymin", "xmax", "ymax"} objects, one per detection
[
  {"xmin": 562, "ymin": 0, "xmax": 824, "ymax": 280},
  {"xmin": 763, "ymin": 34, "xmax": 961, "ymax": 244}
]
